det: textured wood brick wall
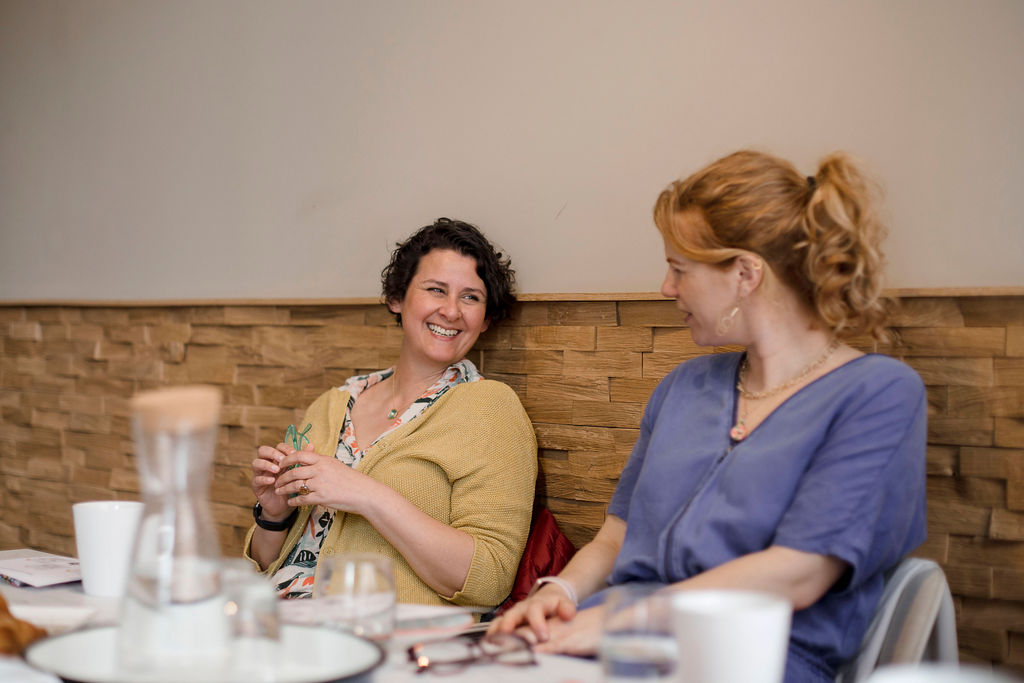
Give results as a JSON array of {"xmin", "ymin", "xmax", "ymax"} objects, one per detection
[{"xmin": 2, "ymin": 294, "xmax": 1023, "ymax": 671}]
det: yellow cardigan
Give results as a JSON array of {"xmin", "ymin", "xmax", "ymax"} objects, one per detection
[{"xmin": 244, "ymin": 379, "xmax": 538, "ymax": 609}]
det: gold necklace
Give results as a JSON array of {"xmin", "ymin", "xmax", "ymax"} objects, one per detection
[
  {"xmin": 386, "ymin": 370, "xmax": 398, "ymax": 420},
  {"xmin": 730, "ymin": 339, "xmax": 840, "ymax": 441}
]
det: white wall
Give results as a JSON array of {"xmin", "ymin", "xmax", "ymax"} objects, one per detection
[{"xmin": 1, "ymin": 0, "xmax": 1021, "ymax": 300}]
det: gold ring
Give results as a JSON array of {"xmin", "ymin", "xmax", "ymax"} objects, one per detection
[{"xmin": 298, "ymin": 482, "xmax": 310, "ymax": 496}]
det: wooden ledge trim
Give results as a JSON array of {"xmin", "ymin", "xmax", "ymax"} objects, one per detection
[{"xmin": 1, "ymin": 286, "xmax": 1021, "ymax": 308}]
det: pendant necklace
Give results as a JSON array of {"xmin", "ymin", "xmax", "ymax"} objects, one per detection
[
  {"xmin": 730, "ymin": 338, "xmax": 840, "ymax": 442},
  {"xmin": 386, "ymin": 370, "xmax": 398, "ymax": 420}
]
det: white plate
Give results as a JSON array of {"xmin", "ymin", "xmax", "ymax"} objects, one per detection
[
  {"xmin": 0, "ymin": 656, "xmax": 61, "ymax": 683},
  {"xmin": 9, "ymin": 604, "xmax": 97, "ymax": 634},
  {"xmin": 395, "ymin": 603, "xmax": 475, "ymax": 634},
  {"xmin": 280, "ymin": 600, "xmax": 475, "ymax": 634},
  {"xmin": 24, "ymin": 624, "xmax": 384, "ymax": 683},
  {"xmin": 392, "ymin": 604, "xmax": 477, "ymax": 649}
]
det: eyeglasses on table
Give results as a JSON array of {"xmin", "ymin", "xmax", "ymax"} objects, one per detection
[{"xmin": 407, "ymin": 632, "xmax": 536, "ymax": 674}]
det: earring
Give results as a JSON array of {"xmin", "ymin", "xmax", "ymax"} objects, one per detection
[{"xmin": 716, "ymin": 298, "xmax": 741, "ymax": 336}]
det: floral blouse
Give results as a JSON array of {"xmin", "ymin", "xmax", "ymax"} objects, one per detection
[{"xmin": 271, "ymin": 360, "xmax": 482, "ymax": 598}]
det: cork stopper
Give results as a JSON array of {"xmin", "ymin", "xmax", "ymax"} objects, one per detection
[{"xmin": 130, "ymin": 385, "xmax": 221, "ymax": 434}]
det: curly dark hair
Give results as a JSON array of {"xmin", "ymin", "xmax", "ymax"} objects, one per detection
[{"xmin": 381, "ymin": 218, "xmax": 517, "ymax": 325}]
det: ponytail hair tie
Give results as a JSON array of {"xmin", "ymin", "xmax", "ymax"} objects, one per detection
[{"xmin": 807, "ymin": 175, "xmax": 817, "ymax": 191}]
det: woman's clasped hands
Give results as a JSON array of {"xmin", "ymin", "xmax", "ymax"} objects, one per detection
[
  {"xmin": 489, "ymin": 584, "xmax": 604, "ymax": 656},
  {"xmin": 252, "ymin": 442, "xmax": 377, "ymax": 516}
]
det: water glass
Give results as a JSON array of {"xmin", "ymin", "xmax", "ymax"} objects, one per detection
[
  {"xmin": 313, "ymin": 553, "xmax": 396, "ymax": 641},
  {"xmin": 599, "ymin": 584, "xmax": 678, "ymax": 682},
  {"xmin": 221, "ymin": 559, "xmax": 281, "ymax": 681}
]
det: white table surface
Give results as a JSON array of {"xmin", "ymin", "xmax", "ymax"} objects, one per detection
[{"xmin": 1, "ymin": 549, "xmax": 601, "ymax": 682}]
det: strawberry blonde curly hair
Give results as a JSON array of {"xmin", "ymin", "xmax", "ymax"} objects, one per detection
[{"xmin": 653, "ymin": 150, "xmax": 893, "ymax": 340}]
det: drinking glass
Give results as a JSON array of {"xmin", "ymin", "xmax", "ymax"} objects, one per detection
[
  {"xmin": 313, "ymin": 553, "xmax": 396, "ymax": 641},
  {"xmin": 599, "ymin": 583, "xmax": 678, "ymax": 682},
  {"xmin": 221, "ymin": 559, "xmax": 281, "ymax": 682}
]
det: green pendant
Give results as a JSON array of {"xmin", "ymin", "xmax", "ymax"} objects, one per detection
[{"xmin": 387, "ymin": 408, "xmax": 397, "ymax": 420}]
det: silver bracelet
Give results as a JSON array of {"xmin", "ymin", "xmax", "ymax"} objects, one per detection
[{"xmin": 530, "ymin": 576, "xmax": 579, "ymax": 606}]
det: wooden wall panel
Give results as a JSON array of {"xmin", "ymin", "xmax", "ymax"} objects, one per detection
[{"xmin": 2, "ymin": 293, "xmax": 1023, "ymax": 672}]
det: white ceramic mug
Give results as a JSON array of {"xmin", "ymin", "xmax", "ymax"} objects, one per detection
[
  {"xmin": 672, "ymin": 589, "xmax": 792, "ymax": 683},
  {"xmin": 72, "ymin": 500, "xmax": 143, "ymax": 598},
  {"xmin": 866, "ymin": 664, "xmax": 1022, "ymax": 683}
]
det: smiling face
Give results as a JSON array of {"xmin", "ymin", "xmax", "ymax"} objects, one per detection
[
  {"xmin": 389, "ymin": 248, "xmax": 490, "ymax": 370},
  {"xmin": 660, "ymin": 237, "xmax": 741, "ymax": 347}
]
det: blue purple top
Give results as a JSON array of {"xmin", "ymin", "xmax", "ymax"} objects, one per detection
[{"xmin": 607, "ymin": 352, "xmax": 927, "ymax": 681}]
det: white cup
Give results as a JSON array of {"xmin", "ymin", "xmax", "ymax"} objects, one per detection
[
  {"xmin": 72, "ymin": 500, "xmax": 144, "ymax": 598},
  {"xmin": 866, "ymin": 664, "xmax": 1021, "ymax": 683},
  {"xmin": 671, "ymin": 589, "xmax": 792, "ymax": 683}
]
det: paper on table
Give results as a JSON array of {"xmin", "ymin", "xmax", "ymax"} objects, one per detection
[{"xmin": 0, "ymin": 552, "xmax": 81, "ymax": 588}]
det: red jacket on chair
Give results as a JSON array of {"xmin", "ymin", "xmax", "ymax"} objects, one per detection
[{"xmin": 494, "ymin": 504, "xmax": 577, "ymax": 615}]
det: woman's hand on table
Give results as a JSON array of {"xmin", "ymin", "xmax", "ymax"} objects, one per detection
[
  {"xmin": 499, "ymin": 602, "xmax": 604, "ymax": 656},
  {"xmin": 535, "ymin": 604, "xmax": 604, "ymax": 655},
  {"xmin": 487, "ymin": 583, "xmax": 578, "ymax": 643}
]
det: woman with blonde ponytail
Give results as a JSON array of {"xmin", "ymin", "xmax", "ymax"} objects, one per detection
[{"xmin": 491, "ymin": 150, "xmax": 926, "ymax": 682}]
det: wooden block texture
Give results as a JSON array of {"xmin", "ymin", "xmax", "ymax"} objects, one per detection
[{"xmin": 1, "ymin": 293, "xmax": 1023, "ymax": 671}]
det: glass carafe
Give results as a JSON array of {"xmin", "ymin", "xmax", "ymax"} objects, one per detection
[{"xmin": 118, "ymin": 385, "xmax": 229, "ymax": 675}]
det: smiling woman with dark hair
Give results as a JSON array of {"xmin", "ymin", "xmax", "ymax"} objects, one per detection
[
  {"xmin": 245, "ymin": 218, "xmax": 537, "ymax": 610},
  {"xmin": 381, "ymin": 217, "xmax": 518, "ymax": 326}
]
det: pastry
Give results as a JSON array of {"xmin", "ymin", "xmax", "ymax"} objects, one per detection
[{"xmin": 0, "ymin": 593, "xmax": 47, "ymax": 655}]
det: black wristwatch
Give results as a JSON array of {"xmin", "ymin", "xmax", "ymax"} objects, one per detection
[{"xmin": 252, "ymin": 502, "xmax": 297, "ymax": 532}]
